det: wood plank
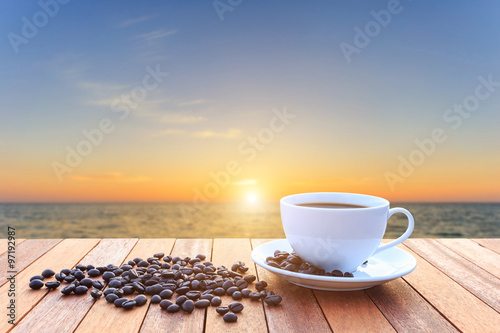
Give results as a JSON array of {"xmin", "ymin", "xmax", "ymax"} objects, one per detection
[
  {"xmin": 0, "ymin": 238, "xmax": 99, "ymax": 332},
  {"xmin": 0, "ymin": 239, "xmax": 62, "ymax": 287},
  {"xmin": 75, "ymin": 238, "xmax": 176, "ymax": 333},
  {"xmin": 365, "ymin": 279, "xmax": 459, "ymax": 332},
  {"xmin": 436, "ymin": 238, "xmax": 500, "ymax": 279},
  {"xmin": 0, "ymin": 239, "xmax": 26, "ymax": 256},
  {"xmin": 472, "ymin": 238, "xmax": 500, "ymax": 255},
  {"xmin": 251, "ymin": 239, "xmax": 332, "ymax": 333},
  {"xmin": 10, "ymin": 238, "xmax": 137, "ymax": 333},
  {"xmin": 405, "ymin": 238, "xmax": 500, "ymax": 313},
  {"xmin": 400, "ymin": 244, "xmax": 500, "ymax": 332},
  {"xmin": 206, "ymin": 239, "xmax": 267, "ymax": 333},
  {"xmin": 140, "ymin": 239, "xmax": 213, "ymax": 333},
  {"xmin": 314, "ymin": 290, "xmax": 396, "ymax": 332}
]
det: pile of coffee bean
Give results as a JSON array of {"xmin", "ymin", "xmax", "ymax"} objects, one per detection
[
  {"xmin": 265, "ymin": 250, "xmax": 365, "ymax": 277},
  {"xmin": 28, "ymin": 253, "xmax": 282, "ymax": 323}
]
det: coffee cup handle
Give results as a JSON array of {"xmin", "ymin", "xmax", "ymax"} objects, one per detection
[{"xmin": 372, "ymin": 208, "xmax": 414, "ymax": 256}]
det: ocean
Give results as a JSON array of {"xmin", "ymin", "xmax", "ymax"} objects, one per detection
[{"xmin": 0, "ymin": 202, "xmax": 499, "ymax": 239}]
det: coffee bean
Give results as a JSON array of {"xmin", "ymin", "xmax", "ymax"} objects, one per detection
[
  {"xmin": 160, "ymin": 300, "xmax": 173, "ymax": 309},
  {"xmin": 114, "ymin": 298, "xmax": 128, "ymax": 308},
  {"xmin": 186, "ymin": 291, "xmax": 201, "ymax": 300},
  {"xmin": 55, "ymin": 273, "xmax": 65, "ymax": 282},
  {"xmin": 134, "ymin": 295, "xmax": 147, "ymax": 306},
  {"xmin": 30, "ymin": 275, "xmax": 44, "ymax": 281},
  {"xmin": 29, "ymin": 279, "xmax": 44, "ymax": 290},
  {"xmin": 332, "ymin": 270, "xmax": 343, "ymax": 277},
  {"xmin": 154, "ymin": 252, "xmax": 164, "ymax": 259},
  {"xmin": 41, "ymin": 269, "xmax": 55, "ymax": 278},
  {"xmin": 238, "ymin": 266, "xmax": 249, "ymax": 273},
  {"xmin": 249, "ymin": 292, "xmax": 263, "ymax": 301},
  {"xmin": 343, "ymin": 272, "xmax": 354, "ymax": 278},
  {"xmin": 74, "ymin": 270, "xmax": 85, "ymax": 281},
  {"xmin": 235, "ymin": 280, "xmax": 248, "ymax": 290},
  {"xmin": 74, "ymin": 286, "xmax": 88, "ymax": 295},
  {"xmin": 255, "ymin": 281, "xmax": 268, "ymax": 291},
  {"xmin": 121, "ymin": 300, "xmax": 135, "ymax": 310},
  {"xmin": 151, "ymin": 295, "xmax": 162, "ymax": 304},
  {"xmin": 64, "ymin": 276, "xmax": 76, "ymax": 283},
  {"xmin": 194, "ymin": 299, "xmax": 210, "ymax": 308},
  {"xmin": 122, "ymin": 286, "xmax": 135, "ymax": 295},
  {"xmin": 200, "ymin": 294, "xmax": 213, "ymax": 302},
  {"xmin": 226, "ymin": 286, "xmax": 239, "ymax": 296},
  {"xmin": 133, "ymin": 282, "xmax": 145, "ymax": 294},
  {"xmin": 167, "ymin": 304, "xmax": 180, "ymax": 313},
  {"xmin": 137, "ymin": 260, "xmax": 149, "ymax": 268},
  {"xmin": 265, "ymin": 294, "xmax": 282, "ymax": 306},
  {"xmin": 105, "ymin": 293, "xmax": 119, "ymax": 302},
  {"xmin": 107, "ymin": 279, "xmax": 121, "ymax": 289},
  {"xmin": 222, "ymin": 280, "xmax": 234, "ymax": 290},
  {"xmin": 102, "ymin": 272, "xmax": 115, "ymax": 281},
  {"xmin": 211, "ymin": 296, "xmax": 222, "ymax": 306},
  {"xmin": 213, "ymin": 287, "xmax": 225, "ymax": 296},
  {"xmin": 175, "ymin": 286, "xmax": 190, "ymax": 295},
  {"xmin": 243, "ymin": 274, "xmax": 256, "ymax": 284},
  {"xmin": 45, "ymin": 281, "xmax": 60, "ymax": 289},
  {"xmin": 92, "ymin": 280, "xmax": 104, "ymax": 290},
  {"xmin": 363, "ymin": 260, "xmax": 368, "ymax": 265},
  {"xmin": 228, "ymin": 302, "xmax": 244, "ymax": 313},
  {"xmin": 61, "ymin": 285, "xmax": 75, "ymax": 295},
  {"xmin": 216, "ymin": 306, "xmax": 230, "ymax": 315},
  {"xmin": 80, "ymin": 278, "xmax": 93, "ymax": 288},
  {"xmin": 182, "ymin": 300, "xmax": 194, "ymax": 313},
  {"xmin": 159, "ymin": 289, "xmax": 173, "ymax": 299},
  {"xmin": 196, "ymin": 254, "xmax": 206, "ymax": 260},
  {"xmin": 232, "ymin": 291, "xmax": 243, "ymax": 300},
  {"xmin": 223, "ymin": 313, "xmax": 238, "ymax": 323},
  {"xmin": 90, "ymin": 289, "xmax": 102, "ymax": 299},
  {"xmin": 176, "ymin": 295, "xmax": 187, "ymax": 305},
  {"xmin": 241, "ymin": 288, "xmax": 251, "ymax": 298}
]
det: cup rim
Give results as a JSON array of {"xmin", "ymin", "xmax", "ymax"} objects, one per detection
[{"xmin": 280, "ymin": 192, "xmax": 389, "ymax": 210}]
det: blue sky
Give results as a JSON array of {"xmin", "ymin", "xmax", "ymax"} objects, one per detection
[{"xmin": 1, "ymin": 0, "xmax": 499, "ymax": 202}]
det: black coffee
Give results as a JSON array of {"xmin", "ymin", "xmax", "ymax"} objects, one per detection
[{"xmin": 296, "ymin": 202, "xmax": 368, "ymax": 209}]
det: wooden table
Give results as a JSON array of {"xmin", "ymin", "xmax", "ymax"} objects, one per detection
[{"xmin": 1, "ymin": 238, "xmax": 499, "ymax": 332}]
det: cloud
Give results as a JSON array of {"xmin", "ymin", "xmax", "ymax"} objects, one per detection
[
  {"xmin": 119, "ymin": 15, "xmax": 156, "ymax": 27},
  {"xmin": 135, "ymin": 29, "xmax": 177, "ymax": 41},
  {"xmin": 160, "ymin": 114, "xmax": 206, "ymax": 124},
  {"xmin": 192, "ymin": 128, "xmax": 241, "ymax": 139},
  {"xmin": 154, "ymin": 128, "xmax": 242, "ymax": 139},
  {"xmin": 70, "ymin": 173, "xmax": 149, "ymax": 182}
]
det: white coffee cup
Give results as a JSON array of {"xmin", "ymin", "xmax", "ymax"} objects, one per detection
[{"xmin": 280, "ymin": 192, "xmax": 414, "ymax": 273}]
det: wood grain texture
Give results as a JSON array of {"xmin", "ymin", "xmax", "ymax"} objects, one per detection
[
  {"xmin": 139, "ymin": 239, "xmax": 213, "ymax": 333},
  {"xmin": 0, "ymin": 239, "xmax": 62, "ymax": 287},
  {"xmin": 205, "ymin": 239, "xmax": 267, "ymax": 333},
  {"xmin": 0, "ymin": 239, "xmax": 26, "ymax": 256},
  {"xmin": 436, "ymin": 238, "xmax": 500, "ymax": 279},
  {"xmin": 365, "ymin": 279, "xmax": 459, "ymax": 332},
  {"xmin": 75, "ymin": 238, "xmax": 176, "ymax": 333},
  {"xmin": 405, "ymin": 238, "xmax": 500, "ymax": 312},
  {"xmin": 400, "ymin": 244, "xmax": 500, "ymax": 332},
  {"xmin": 251, "ymin": 239, "xmax": 332, "ymax": 333},
  {"xmin": 472, "ymin": 238, "xmax": 500, "ymax": 255},
  {"xmin": 10, "ymin": 238, "xmax": 137, "ymax": 333},
  {"xmin": 314, "ymin": 290, "xmax": 395, "ymax": 333},
  {"xmin": 0, "ymin": 238, "xmax": 99, "ymax": 332}
]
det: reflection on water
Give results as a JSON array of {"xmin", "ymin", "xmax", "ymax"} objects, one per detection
[{"xmin": 0, "ymin": 202, "xmax": 498, "ymax": 238}]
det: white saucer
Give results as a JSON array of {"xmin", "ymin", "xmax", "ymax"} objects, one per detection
[{"xmin": 251, "ymin": 239, "xmax": 417, "ymax": 291}]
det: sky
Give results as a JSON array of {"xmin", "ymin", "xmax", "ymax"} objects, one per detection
[{"xmin": 0, "ymin": 0, "xmax": 499, "ymax": 203}]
